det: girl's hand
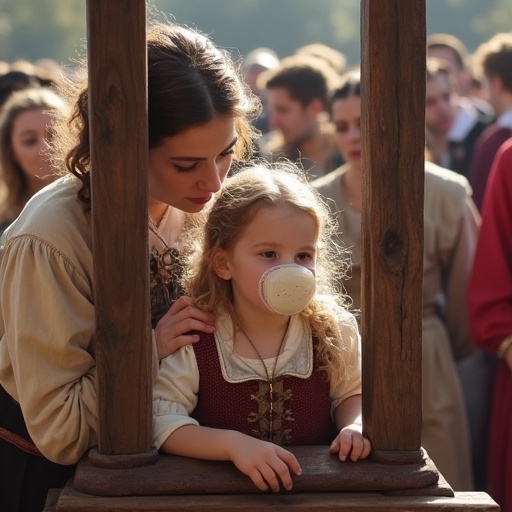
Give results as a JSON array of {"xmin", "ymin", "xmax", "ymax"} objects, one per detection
[
  {"xmin": 329, "ymin": 423, "xmax": 372, "ymax": 462},
  {"xmin": 155, "ymin": 296, "xmax": 215, "ymax": 360},
  {"xmin": 228, "ymin": 435, "xmax": 302, "ymax": 492}
]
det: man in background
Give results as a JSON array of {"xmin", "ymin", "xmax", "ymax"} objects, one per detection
[
  {"xmin": 425, "ymin": 58, "xmax": 492, "ymax": 178},
  {"xmin": 469, "ymin": 32, "xmax": 512, "ymax": 211},
  {"xmin": 258, "ymin": 54, "xmax": 342, "ymax": 179}
]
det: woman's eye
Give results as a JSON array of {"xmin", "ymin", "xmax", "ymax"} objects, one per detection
[
  {"xmin": 174, "ymin": 162, "xmax": 198, "ymax": 173},
  {"xmin": 219, "ymin": 148, "xmax": 235, "ymax": 158},
  {"xmin": 21, "ymin": 138, "xmax": 38, "ymax": 147}
]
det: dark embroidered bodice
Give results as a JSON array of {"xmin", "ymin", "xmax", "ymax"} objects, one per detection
[{"xmin": 191, "ymin": 332, "xmax": 338, "ymax": 445}]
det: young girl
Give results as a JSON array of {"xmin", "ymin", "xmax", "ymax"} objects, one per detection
[
  {"xmin": 0, "ymin": 22, "xmax": 259, "ymax": 511},
  {"xmin": 153, "ymin": 163, "xmax": 371, "ymax": 493}
]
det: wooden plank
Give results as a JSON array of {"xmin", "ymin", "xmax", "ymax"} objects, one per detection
[
  {"xmin": 360, "ymin": 0, "xmax": 425, "ymax": 453},
  {"xmin": 86, "ymin": 0, "xmax": 151, "ymax": 456},
  {"xmin": 51, "ymin": 487, "xmax": 500, "ymax": 511},
  {"xmin": 73, "ymin": 447, "xmax": 444, "ymax": 497}
]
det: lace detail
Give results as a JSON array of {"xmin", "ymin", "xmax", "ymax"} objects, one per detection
[{"xmin": 248, "ymin": 379, "xmax": 294, "ymax": 444}]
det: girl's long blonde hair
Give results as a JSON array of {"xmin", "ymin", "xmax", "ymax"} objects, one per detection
[{"xmin": 182, "ymin": 162, "xmax": 354, "ymax": 387}]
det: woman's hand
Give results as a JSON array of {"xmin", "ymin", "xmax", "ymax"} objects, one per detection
[
  {"xmin": 329, "ymin": 423, "xmax": 372, "ymax": 462},
  {"xmin": 228, "ymin": 435, "xmax": 302, "ymax": 492},
  {"xmin": 155, "ymin": 296, "xmax": 215, "ymax": 360}
]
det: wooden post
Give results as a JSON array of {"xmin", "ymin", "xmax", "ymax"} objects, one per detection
[
  {"xmin": 87, "ymin": 0, "xmax": 154, "ymax": 463},
  {"xmin": 360, "ymin": 0, "xmax": 425, "ymax": 457}
]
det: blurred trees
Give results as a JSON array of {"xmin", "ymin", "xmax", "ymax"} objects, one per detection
[
  {"xmin": 0, "ymin": 0, "xmax": 510, "ymax": 66},
  {"xmin": 0, "ymin": 0, "xmax": 86, "ymax": 63}
]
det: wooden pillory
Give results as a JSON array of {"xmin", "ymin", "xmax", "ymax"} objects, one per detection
[{"xmin": 46, "ymin": 0, "xmax": 498, "ymax": 510}]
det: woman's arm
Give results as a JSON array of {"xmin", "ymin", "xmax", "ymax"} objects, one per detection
[{"xmin": 0, "ymin": 237, "xmax": 98, "ymax": 464}]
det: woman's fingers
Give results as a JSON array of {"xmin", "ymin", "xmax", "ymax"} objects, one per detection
[
  {"xmin": 155, "ymin": 296, "xmax": 216, "ymax": 358},
  {"xmin": 167, "ymin": 296, "xmax": 215, "ymax": 326}
]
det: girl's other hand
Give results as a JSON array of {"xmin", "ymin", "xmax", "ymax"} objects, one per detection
[
  {"xmin": 329, "ymin": 423, "xmax": 371, "ymax": 462},
  {"xmin": 155, "ymin": 296, "xmax": 215, "ymax": 360}
]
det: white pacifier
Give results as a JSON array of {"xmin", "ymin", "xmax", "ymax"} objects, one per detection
[{"xmin": 259, "ymin": 264, "xmax": 316, "ymax": 315}]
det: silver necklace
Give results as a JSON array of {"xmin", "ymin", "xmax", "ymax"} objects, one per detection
[
  {"xmin": 148, "ymin": 221, "xmax": 170, "ymax": 248},
  {"xmin": 236, "ymin": 320, "xmax": 290, "ymax": 442}
]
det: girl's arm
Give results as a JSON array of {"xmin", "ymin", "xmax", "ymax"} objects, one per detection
[
  {"xmin": 327, "ymin": 310, "xmax": 370, "ymax": 461},
  {"xmin": 330, "ymin": 395, "xmax": 371, "ymax": 461},
  {"xmin": 160, "ymin": 425, "xmax": 301, "ymax": 492},
  {"xmin": 154, "ymin": 346, "xmax": 301, "ymax": 492},
  {"xmin": 0, "ymin": 237, "xmax": 98, "ymax": 464}
]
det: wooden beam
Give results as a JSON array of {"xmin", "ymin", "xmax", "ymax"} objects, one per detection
[
  {"xmin": 48, "ymin": 488, "xmax": 500, "ymax": 511},
  {"xmin": 87, "ymin": 0, "xmax": 152, "ymax": 458},
  {"xmin": 360, "ymin": 0, "xmax": 426, "ymax": 455}
]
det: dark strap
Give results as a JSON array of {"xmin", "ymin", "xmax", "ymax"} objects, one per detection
[
  {"xmin": 0, "ymin": 426, "xmax": 42, "ymax": 456},
  {"xmin": 0, "ymin": 385, "xmax": 43, "ymax": 457}
]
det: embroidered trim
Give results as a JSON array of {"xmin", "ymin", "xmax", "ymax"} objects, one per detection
[
  {"xmin": 0, "ymin": 426, "xmax": 43, "ymax": 457},
  {"xmin": 248, "ymin": 379, "xmax": 293, "ymax": 445}
]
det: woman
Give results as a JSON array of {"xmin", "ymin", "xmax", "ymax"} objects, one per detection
[
  {"xmin": 0, "ymin": 22, "xmax": 259, "ymax": 512},
  {"xmin": 0, "ymin": 87, "xmax": 65, "ymax": 234},
  {"xmin": 312, "ymin": 70, "xmax": 477, "ymax": 491}
]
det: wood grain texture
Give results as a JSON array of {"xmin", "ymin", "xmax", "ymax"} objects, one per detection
[
  {"xmin": 360, "ymin": 0, "xmax": 425, "ymax": 452},
  {"xmin": 49, "ymin": 485, "xmax": 499, "ymax": 512},
  {"xmin": 74, "ymin": 447, "xmax": 443, "ymax": 497},
  {"xmin": 87, "ymin": 0, "xmax": 151, "ymax": 457}
]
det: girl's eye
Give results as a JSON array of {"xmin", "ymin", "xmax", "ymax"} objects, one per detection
[
  {"xmin": 296, "ymin": 253, "xmax": 313, "ymax": 262},
  {"xmin": 261, "ymin": 251, "xmax": 277, "ymax": 259}
]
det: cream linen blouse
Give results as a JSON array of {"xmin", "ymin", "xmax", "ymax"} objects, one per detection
[{"xmin": 153, "ymin": 308, "xmax": 362, "ymax": 449}]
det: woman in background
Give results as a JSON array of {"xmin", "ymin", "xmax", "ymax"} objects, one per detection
[
  {"xmin": 0, "ymin": 87, "xmax": 64, "ymax": 233},
  {"xmin": 313, "ymin": 70, "xmax": 477, "ymax": 491}
]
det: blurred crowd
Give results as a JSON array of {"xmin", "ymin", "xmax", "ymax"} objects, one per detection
[
  {"xmin": 1, "ymin": 28, "xmax": 511, "ymax": 512},
  {"xmin": 238, "ymin": 30, "xmax": 512, "ymax": 510}
]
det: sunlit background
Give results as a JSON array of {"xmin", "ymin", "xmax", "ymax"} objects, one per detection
[{"xmin": 0, "ymin": 0, "xmax": 510, "ymax": 67}]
